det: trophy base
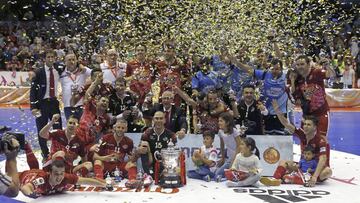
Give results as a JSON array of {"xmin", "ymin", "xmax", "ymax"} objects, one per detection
[{"xmin": 159, "ymin": 174, "xmax": 182, "ymax": 188}]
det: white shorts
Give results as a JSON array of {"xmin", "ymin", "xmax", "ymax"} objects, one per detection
[{"xmin": 0, "ymin": 172, "xmax": 12, "ymax": 195}]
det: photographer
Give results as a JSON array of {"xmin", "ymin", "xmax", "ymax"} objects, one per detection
[
  {"xmin": 108, "ymin": 77, "xmax": 143, "ymax": 132},
  {"xmin": 0, "ymin": 133, "xmax": 20, "ymax": 197}
]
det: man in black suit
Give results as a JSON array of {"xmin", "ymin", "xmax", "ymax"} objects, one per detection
[
  {"xmin": 30, "ymin": 50, "xmax": 64, "ymax": 161},
  {"xmin": 144, "ymin": 90, "xmax": 187, "ymax": 139}
]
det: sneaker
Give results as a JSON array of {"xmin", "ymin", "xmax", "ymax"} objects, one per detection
[
  {"xmin": 125, "ymin": 179, "xmax": 143, "ymax": 189},
  {"xmin": 143, "ymin": 173, "xmax": 153, "ymax": 187},
  {"xmin": 203, "ymin": 175, "xmax": 211, "ymax": 182},
  {"xmin": 260, "ymin": 177, "xmax": 281, "ymax": 186}
]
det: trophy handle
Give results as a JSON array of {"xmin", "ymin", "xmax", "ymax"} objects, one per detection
[
  {"xmin": 179, "ymin": 151, "xmax": 186, "ymax": 185},
  {"xmin": 154, "ymin": 160, "xmax": 160, "ymax": 185}
]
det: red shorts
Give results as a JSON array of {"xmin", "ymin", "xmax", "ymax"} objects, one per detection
[{"xmin": 317, "ymin": 113, "xmax": 329, "ymax": 137}]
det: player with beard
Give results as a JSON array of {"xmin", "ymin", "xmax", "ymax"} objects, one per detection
[
  {"xmin": 191, "ymin": 57, "xmax": 221, "ymax": 97},
  {"xmin": 39, "ymin": 115, "xmax": 92, "ymax": 176},
  {"xmin": 76, "ymin": 80, "xmax": 111, "ymax": 161},
  {"xmin": 108, "ymin": 77, "xmax": 143, "ymax": 132},
  {"xmin": 92, "ymin": 120, "xmax": 149, "ymax": 188},
  {"xmin": 260, "ymin": 100, "xmax": 332, "ymax": 187},
  {"xmin": 173, "ymin": 86, "xmax": 228, "ymax": 133},
  {"xmin": 289, "ymin": 55, "xmax": 335, "ymax": 137}
]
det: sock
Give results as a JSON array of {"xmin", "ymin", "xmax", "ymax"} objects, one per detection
[
  {"xmin": 25, "ymin": 142, "xmax": 39, "ymax": 169},
  {"xmin": 127, "ymin": 166, "xmax": 137, "ymax": 180},
  {"xmin": 273, "ymin": 166, "xmax": 286, "ymax": 179},
  {"xmin": 94, "ymin": 164, "xmax": 104, "ymax": 179},
  {"xmin": 283, "ymin": 173, "xmax": 304, "ymax": 185},
  {"xmin": 79, "ymin": 167, "xmax": 89, "ymax": 177}
]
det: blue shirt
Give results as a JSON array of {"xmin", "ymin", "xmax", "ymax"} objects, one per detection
[
  {"xmin": 299, "ymin": 158, "xmax": 318, "ymax": 173},
  {"xmin": 211, "ymin": 55, "xmax": 228, "ymax": 72},
  {"xmin": 212, "ymin": 55, "xmax": 253, "ymax": 100},
  {"xmin": 254, "ymin": 69, "xmax": 288, "ymax": 115},
  {"xmin": 192, "ymin": 71, "xmax": 221, "ymax": 93}
]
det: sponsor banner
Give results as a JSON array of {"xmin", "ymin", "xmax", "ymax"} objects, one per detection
[
  {"xmin": 234, "ymin": 188, "xmax": 330, "ymax": 202},
  {"xmin": 67, "ymin": 185, "xmax": 179, "ymax": 194},
  {"xmin": 126, "ymin": 133, "xmax": 293, "ymax": 176},
  {"xmin": 0, "ymin": 71, "xmax": 32, "ymax": 86}
]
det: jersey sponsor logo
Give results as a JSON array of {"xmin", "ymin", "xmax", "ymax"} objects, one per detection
[
  {"xmin": 32, "ymin": 177, "xmax": 45, "ymax": 186},
  {"xmin": 233, "ymin": 188, "xmax": 330, "ymax": 203}
]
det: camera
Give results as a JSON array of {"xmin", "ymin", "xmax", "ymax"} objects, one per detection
[{"xmin": 0, "ymin": 126, "xmax": 26, "ymax": 152}]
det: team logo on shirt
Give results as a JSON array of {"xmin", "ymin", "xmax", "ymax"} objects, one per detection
[
  {"xmin": 32, "ymin": 177, "xmax": 45, "ymax": 186},
  {"xmin": 95, "ymin": 119, "xmax": 100, "ymax": 126}
]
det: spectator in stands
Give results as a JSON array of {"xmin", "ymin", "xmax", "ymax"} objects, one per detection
[{"xmin": 342, "ymin": 55, "xmax": 356, "ymax": 89}]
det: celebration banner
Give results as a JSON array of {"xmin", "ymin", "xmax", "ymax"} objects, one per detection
[{"xmin": 0, "ymin": 71, "xmax": 32, "ymax": 86}]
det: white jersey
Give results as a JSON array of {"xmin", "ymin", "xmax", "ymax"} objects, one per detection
[
  {"xmin": 200, "ymin": 145, "xmax": 218, "ymax": 172},
  {"xmin": 231, "ymin": 153, "xmax": 261, "ymax": 173},
  {"xmin": 100, "ymin": 61, "xmax": 126, "ymax": 85},
  {"xmin": 60, "ymin": 67, "xmax": 91, "ymax": 107}
]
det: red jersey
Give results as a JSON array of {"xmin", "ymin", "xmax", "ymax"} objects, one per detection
[
  {"xmin": 197, "ymin": 102, "xmax": 228, "ymax": 133},
  {"xmin": 294, "ymin": 128, "xmax": 330, "ymax": 166},
  {"xmin": 77, "ymin": 100, "xmax": 110, "ymax": 147},
  {"xmin": 79, "ymin": 83, "xmax": 113, "ymax": 99},
  {"xmin": 130, "ymin": 79, "xmax": 153, "ymax": 105},
  {"xmin": 126, "ymin": 59, "xmax": 153, "ymax": 77},
  {"xmin": 98, "ymin": 133, "xmax": 134, "ymax": 161},
  {"xmin": 293, "ymin": 68, "xmax": 329, "ymax": 116},
  {"xmin": 19, "ymin": 169, "xmax": 78, "ymax": 195},
  {"xmin": 48, "ymin": 129, "xmax": 86, "ymax": 161}
]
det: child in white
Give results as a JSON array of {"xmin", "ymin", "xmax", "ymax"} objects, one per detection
[
  {"xmin": 225, "ymin": 137, "xmax": 262, "ymax": 187},
  {"xmin": 187, "ymin": 131, "xmax": 218, "ymax": 181}
]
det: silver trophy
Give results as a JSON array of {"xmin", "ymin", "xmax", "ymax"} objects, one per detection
[
  {"xmin": 236, "ymin": 121, "xmax": 248, "ymax": 136},
  {"xmin": 155, "ymin": 140, "xmax": 186, "ymax": 188}
]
